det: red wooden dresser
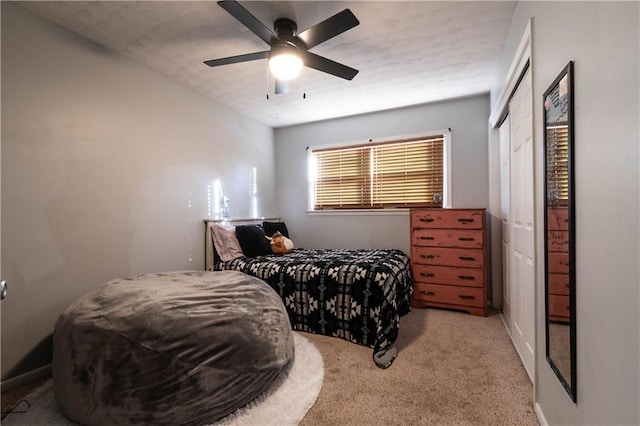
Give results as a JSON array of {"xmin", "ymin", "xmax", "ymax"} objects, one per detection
[
  {"xmin": 547, "ymin": 207, "xmax": 570, "ymax": 322},
  {"xmin": 410, "ymin": 208, "xmax": 488, "ymax": 316}
]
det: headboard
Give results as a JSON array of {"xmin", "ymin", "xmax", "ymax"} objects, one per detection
[{"xmin": 204, "ymin": 217, "xmax": 280, "ymax": 271}]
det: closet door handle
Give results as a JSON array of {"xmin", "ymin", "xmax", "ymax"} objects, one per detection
[{"xmin": 1, "ymin": 281, "xmax": 7, "ymax": 300}]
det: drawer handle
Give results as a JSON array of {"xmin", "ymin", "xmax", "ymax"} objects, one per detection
[
  {"xmin": 459, "ymin": 295, "xmax": 476, "ymax": 300},
  {"xmin": 458, "ymin": 256, "xmax": 476, "ymax": 261},
  {"xmin": 420, "ymin": 254, "xmax": 435, "ymax": 259},
  {"xmin": 458, "ymin": 218, "xmax": 474, "ymax": 223},
  {"xmin": 420, "ymin": 236, "xmax": 435, "ymax": 240},
  {"xmin": 421, "ymin": 291, "xmax": 435, "ymax": 296},
  {"xmin": 420, "ymin": 218, "xmax": 435, "ymax": 223},
  {"xmin": 458, "ymin": 275, "xmax": 476, "ymax": 281},
  {"xmin": 458, "ymin": 237, "xmax": 475, "ymax": 242},
  {"xmin": 420, "ymin": 272, "xmax": 435, "ymax": 278}
]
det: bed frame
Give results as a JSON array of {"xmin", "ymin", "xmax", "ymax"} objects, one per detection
[{"xmin": 203, "ymin": 217, "xmax": 280, "ymax": 270}]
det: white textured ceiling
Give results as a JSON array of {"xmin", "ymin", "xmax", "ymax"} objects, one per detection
[{"xmin": 17, "ymin": 1, "xmax": 517, "ymax": 128}]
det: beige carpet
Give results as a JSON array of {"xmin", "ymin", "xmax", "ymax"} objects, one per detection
[
  {"xmin": 3, "ymin": 308, "xmax": 538, "ymax": 425},
  {"xmin": 300, "ymin": 308, "xmax": 538, "ymax": 425}
]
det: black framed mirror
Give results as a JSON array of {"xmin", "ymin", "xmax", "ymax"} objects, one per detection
[{"xmin": 543, "ymin": 61, "xmax": 576, "ymax": 402}]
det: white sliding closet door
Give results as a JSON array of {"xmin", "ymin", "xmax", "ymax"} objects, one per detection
[
  {"xmin": 508, "ymin": 67, "xmax": 535, "ymax": 381},
  {"xmin": 499, "ymin": 117, "xmax": 511, "ymax": 329}
]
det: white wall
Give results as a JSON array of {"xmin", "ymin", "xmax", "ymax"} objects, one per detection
[
  {"xmin": 1, "ymin": 3, "xmax": 277, "ymax": 380},
  {"xmin": 274, "ymin": 95, "xmax": 490, "ymax": 257},
  {"xmin": 491, "ymin": 2, "xmax": 639, "ymax": 424}
]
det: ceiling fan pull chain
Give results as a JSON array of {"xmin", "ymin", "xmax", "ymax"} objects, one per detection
[
  {"xmin": 302, "ymin": 68, "xmax": 307, "ymax": 99},
  {"xmin": 266, "ymin": 62, "xmax": 271, "ymax": 100}
]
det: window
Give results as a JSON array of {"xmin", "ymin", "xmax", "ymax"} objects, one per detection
[{"xmin": 309, "ymin": 133, "xmax": 448, "ymax": 211}]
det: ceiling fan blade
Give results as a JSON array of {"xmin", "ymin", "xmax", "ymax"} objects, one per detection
[
  {"xmin": 296, "ymin": 9, "xmax": 359, "ymax": 49},
  {"xmin": 275, "ymin": 79, "xmax": 289, "ymax": 95},
  {"xmin": 217, "ymin": 0, "xmax": 275, "ymax": 46},
  {"xmin": 302, "ymin": 52, "xmax": 359, "ymax": 80},
  {"xmin": 204, "ymin": 50, "xmax": 270, "ymax": 67}
]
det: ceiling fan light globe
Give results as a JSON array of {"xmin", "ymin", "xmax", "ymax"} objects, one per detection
[{"xmin": 268, "ymin": 53, "xmax": 303, "ymax": 81}]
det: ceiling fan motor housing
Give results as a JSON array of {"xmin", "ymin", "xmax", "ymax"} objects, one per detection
[
  {"xmin": 273, "ymin": 18, "xmax": 298, "ymax": 41},
  {"xmin": 270, "ymin": 18, "xmax": 305, "ymax": 65}
]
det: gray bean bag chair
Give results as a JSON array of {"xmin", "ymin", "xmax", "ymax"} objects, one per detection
[{"xmin": 53, "ymin": 270, "xmax": 294, "ymax": 425}]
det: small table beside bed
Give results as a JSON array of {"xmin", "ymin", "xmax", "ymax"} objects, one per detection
[{"xmin": 204, "ymin": 218, "xmax": 414, "ymax": 368}]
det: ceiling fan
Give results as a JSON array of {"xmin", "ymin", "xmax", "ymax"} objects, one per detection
[{"xmin": 204, "ymin": 0, "xmax": 360, "ymax": 94}]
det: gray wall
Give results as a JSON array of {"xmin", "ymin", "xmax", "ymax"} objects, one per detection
[
  {"xmin": 1, "ymin": 3, "xmax": 277, "ymax": 380},
  {"xmin": 491, "ymin": 2, "xmax": 639, "ymax": 424},
  {"xmin": 274, "ymin": 95, "xmax": 490, "ymax": 257}
]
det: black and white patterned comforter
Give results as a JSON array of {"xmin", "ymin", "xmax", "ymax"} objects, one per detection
[{"xmin": 213, "ymin": 248, "xmax": 413, "ymax": 365}]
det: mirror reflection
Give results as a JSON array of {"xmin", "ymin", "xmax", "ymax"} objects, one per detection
[
  {"xmin": 547, "ymin": 206, "xmax": 570, "ymax": 382},
  {"xmin": 544, "ymin": 61, "xmax": 576, "ymax": 402}
]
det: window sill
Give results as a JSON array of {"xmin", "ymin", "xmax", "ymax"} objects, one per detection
[{"xmin": 307, "ymin": 209, "xmax": 410, "ymax": 216}]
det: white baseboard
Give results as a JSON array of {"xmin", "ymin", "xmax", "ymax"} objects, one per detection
[
  {"xmin": 1, "ymin": 364, "xmax": 51, "ymax": 392},
  {"xmin": 534, "ymin": 402, "xmax": 549, "ymax": 426},
  {"xmin": 499, "ymin": 312, "xmax": 512, "ymax": 336}
]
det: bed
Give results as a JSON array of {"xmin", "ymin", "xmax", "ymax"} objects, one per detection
[{"xmin": 204, "ymin": 219, "xmax": 414, "ymax": 368}]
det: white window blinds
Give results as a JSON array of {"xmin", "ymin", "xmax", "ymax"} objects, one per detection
[
  {"xmin": 312, "ymin": 135, "xmax": 444, "ymax": 210},
  {"xmin": 546, "ymin": 124, "xmax": 569, "ymax": 207}
]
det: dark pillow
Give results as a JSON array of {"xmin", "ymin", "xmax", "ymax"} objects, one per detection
[
  {"xmin": 262, "ymin": 221, "xmax": 290, "ymax": 238},
  {"xmin": 235, "ymin": 225, "xmax": 272, "ymax": 257}
]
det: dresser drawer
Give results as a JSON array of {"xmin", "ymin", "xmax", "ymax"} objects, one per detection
[
  {"xmin": 549, "ymin": 294, "xmax": 570, "ymax": 318},
  {"xmin": 412, "ymin": 246, "xmax": 485, "ymax": 268},
  {"xmin": 411, "ymin": 229, "xmax": 484, "ymax": 249},
  {"xmin": 548, "ymin": 230, "xmax": 569, "ymax": 252},
  {"xmin": 548, "ymin": 208, "xmax": 569, "ymax": 231},
  {"xmin": 413, "ymin": 264, "xmax": 484, "ymax": 287},
  {"xmin": 548, "ymin": 273, "xmax": 569, "ymax": 295},
  {"xmin": 413, "ymin": 283, "xmax": 485, "ymax": 308},
  {"xmin": 411, "ymin": 209, "xmax": 484, "ymax": 230},
  {"xmin": 548, "ymin": 252, "xmax": 569, "ymax": 274}
]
